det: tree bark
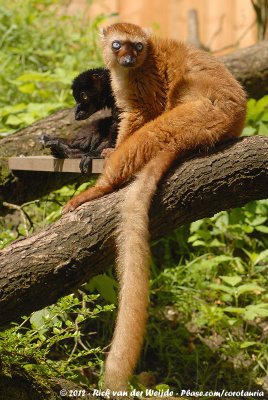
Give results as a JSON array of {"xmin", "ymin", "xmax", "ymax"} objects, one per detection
[
  {"xmin": 0, "ymin": 136, "xmax": 267, "ymax": 327},
  {"xmin": 0, "ymin": 40, "xmax": 268, "ymax": 208},
  {"xmin": 221, "ymin": 40, "xmax": 268, "ymax": 99}
]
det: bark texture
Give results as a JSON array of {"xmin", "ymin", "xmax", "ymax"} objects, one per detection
[
  {"xmin": 0, "ymin": 41, "xmax": 268, "ymax": 208},
  {"xmin": 221, "ymin": 40, "xmax": 268, "ymax": 99},
  {"xmin": 0, "ymin": 136, "xmax": 267, "ymax": 327}
]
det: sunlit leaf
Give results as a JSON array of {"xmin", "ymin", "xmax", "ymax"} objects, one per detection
[
  {"xmin": 5, "ymin": 114, "xmax": 22, "ymax": 126},
  {"xmin": 220, "ymin": 275, "xmax": 242, "ymax": 287},
  {"xmin": 242, "ymin": 126, "xmax": 256, "ymax": 136},
  {"xmin": 237, "ymin": 284, "xmax": 264, "ymax": 296},
  {"xmin": 18, "ymin": 83, "xmax": 35, "ymax": 94},
  {"xmin": 258, "ymin": 122, "xmax": 268, "ymax": 135},
  {"xmin": 240, "ymin": 341, "xmax": 257, "ymax": 348},
  {"xmin": 209, "ymin": 284, "xmax": 234, "ymax": 295}
]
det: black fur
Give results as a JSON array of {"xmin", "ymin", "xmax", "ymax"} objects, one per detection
[
  {"xmin": 72, "ymin": 68, "xmax": 116, "ymax": 120},
  {"xmin": 42, "ymin": 68, "xmax": 119, "ymax": 174}
]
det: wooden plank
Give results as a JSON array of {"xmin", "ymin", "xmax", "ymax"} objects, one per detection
[{"xmin": 8, "ymin": 156, "xmax": 104, "ymax": 174}]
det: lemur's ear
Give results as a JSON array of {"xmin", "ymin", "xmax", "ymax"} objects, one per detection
[
  {"xmin": 99, "ymin": 27, "xmax": 107, "ymax": 40},
  {"xmin": 142, "ymin": 27, "xmax": 152, "ymax": 36},
  {"xmin": 92, "ymin": 74, "xmax": 103, "ymax": 83}
]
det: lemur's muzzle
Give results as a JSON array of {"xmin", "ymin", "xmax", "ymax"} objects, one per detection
[{"xmin": 120, "ymin": 55, "xmax": 136, "ymax": 67}]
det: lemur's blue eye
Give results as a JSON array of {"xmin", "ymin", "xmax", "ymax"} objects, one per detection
[
  {"xmin": 112, "ymin": 41, "xmax": 121, "ymax": 51},
  {"xmin": 135, "ymin": 42, "xmax": 143, "ymax": 52}
]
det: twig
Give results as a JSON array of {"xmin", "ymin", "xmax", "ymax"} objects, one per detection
[{"xmin": 3, "ymin": 202, "xmax": 31, "ymax": 237}]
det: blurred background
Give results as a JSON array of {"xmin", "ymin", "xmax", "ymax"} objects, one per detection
[{"xmin": 67, "ymin": 0, "xmax": 267, "ymax": 54}]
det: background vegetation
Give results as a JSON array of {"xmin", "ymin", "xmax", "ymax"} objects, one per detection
[{"xmin": 0, "ymin": 0, "xmax": 268, "ymax": 397}]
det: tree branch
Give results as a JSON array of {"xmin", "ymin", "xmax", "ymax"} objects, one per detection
[
  {"xmin": 0, "ymin": 136, "xmax": 267, "ymax": 327},
  {"xmin": 221, "ymin": 40, "xmax": 268, "ymax": 99}
]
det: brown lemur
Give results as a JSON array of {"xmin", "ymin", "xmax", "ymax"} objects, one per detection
[
  {"xmin": 42, "ymin": 68, "xmax": 119, "ymax": 173},
  {"xmin": 63, "ymin": 23, "xmax": 247, "ymax": 390}
]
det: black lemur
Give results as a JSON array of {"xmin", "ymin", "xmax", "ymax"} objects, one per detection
[{"xmin": 42, "ymin": 68, "xmax": 119, "ymax": 173}]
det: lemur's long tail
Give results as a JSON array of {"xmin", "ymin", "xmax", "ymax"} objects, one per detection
[{"xmin": 104, "ymin": 150, "xmax": 176, "ymax": 391}]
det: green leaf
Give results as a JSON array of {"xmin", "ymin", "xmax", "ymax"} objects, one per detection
[
  {"xmin": 0, "ymin": 103, "xmax": 27, "ymax": 116},
  {"xmin": 256, "ymin": 95, "xmax": 268, "ymax": 112},
  {"xmin": 30, "ymin": 309, "xmax": 50, "ymax": 330},
  {"xmin": 255, "ymin": 225, "xmax": 268, "ymax": 234},
  {"xmin": 220, "ymin": 275, "xmax": 242, "ymax": 287},
  {"xmin": 76, "ymin": 182, "xmax": 93, "ymax": 193},
  {"xmin": 240, "ymin": 224, "xmax": 254, "ymax": 233},
  {"xmin": 5, "ymin": 114, "xmax": 22, "ymax": 126},
  {"xmin": 208, "ymin": 239, "xmax": 225, "ymax": 247},
  {"xmin": 209, "ymin": 284, "xmax": 234, "ymax": 295},
  {"xmin": 261, "ymin": 111, "xmax": 268, "ymax": 121},
  {"xmin": 242, "ymin": 126, "xmax": 256, "ymax": 136},
  {"xmin": 258, "ymin": 122, "xmax": 268, "ymax": 135},
  {"xmin": 18, "ymin": 113, "xmax": 36, "ymax": 125},
  {"xmin": 237, "ymin": 284, "xmax": 264, "ymax": 296},
  {"xmin": 187, "ymin": 234, "xmax": 199, "ymax": 243},
  {"xmin": 86, "ymin": 275, "xmax": 118, "ymax": 304},
  {"xmin": 246, "ymin": 215, "xmax": 267, "ymax": 226},
  {"xmin": 240, "ymin": 341, "xmax": 257, "ymax": 348},
  {"xmin": 155, "ymin": 384, "xmax": 170, "ymax": 391},
  {"xmin": 191, "ymin": 240, "xmax": 206, "ymax": 247},
  {"xmin": 53, "ymin": 327, "xmax": 62, "ymax": 334},
  {"xmin": 223, "ymin": 306, "xmax": 244, "ymax": 314},
  {"xmin": 246, "ymin": 98, "xmax": 256, "ymax": 120},
  {"xmin": 253, "ymin": 249, "xmax": 268, "ymax": 266},
  {"xmin": 76, "ymin": 314, "xmax": 85, "ymax": 324},
  {"xmin": 244, "ymin": 304, "xmax": 268, "ymax": 320},
  {"xmin": 220, "ymin": 293, "xmax": 233, "ymax": 303},
  {"xmin": 18, "ymin": 83, "xmax": 35, "ymax": 94},
  {"xmin": 190, "ymin": 220, "xmax": 204, "ymax": 233},
  {"xmin": 16, "ymin": 72, "xmax": 56, "ymax": 82}
]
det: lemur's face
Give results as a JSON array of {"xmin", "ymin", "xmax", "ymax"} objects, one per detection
[
  {"xmin": 101, "ymin": 23, "xmax": 148, "ymax": 70},
  {"xmin": 72, "ymin": 73, "xmax": 103, "ymax": 120},
  {"xmin": 73, "ymin": 86, "xmax": 95, "ymax": 120},
  {"xmin": 109, "ymin": 39, "xmax": 146, "ymax": 68}
]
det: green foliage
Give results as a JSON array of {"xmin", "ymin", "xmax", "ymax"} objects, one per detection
[
  {"xmin": 0, "ymin": 179, "xmax": 95, "ymax": 249},
  {"xmin": 147, "ymin": 199, "xmax": 268, "ymax": 391},
  {"xmin": 0, "ymin": 291, "xmax": 114, "ymax": 386},
  {"xmin": 3, "ymin": 192, "xmax": 266, "ymax": 391},
  {"xmin": 0, "ymin": 0, "xmax": 107, "ymax": 136},
  {"xmin": 85, "ymin": 275, "xmax": 118, "ymax": 304},
  {"xmin": 242, "ymin": 95, "xmax": 268, "ymax": 136}
]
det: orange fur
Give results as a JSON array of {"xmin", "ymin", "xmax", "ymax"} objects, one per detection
[{"xmin": 63, "ymin": 22, "xmax": 246, "ymax": 390}]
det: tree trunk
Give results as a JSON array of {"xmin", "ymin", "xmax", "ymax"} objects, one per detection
[
  {"xmin": 0, "ymin": 136, "xmax": 267, "ymax": 327},
  {"xmin": 0, "ymin": 41, "xmax": 268, "ymax": 207}
]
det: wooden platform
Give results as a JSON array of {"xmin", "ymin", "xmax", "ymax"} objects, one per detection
[{"xmin": 8, "ymin": 156, "xmax": 104, "ymax": 174}]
